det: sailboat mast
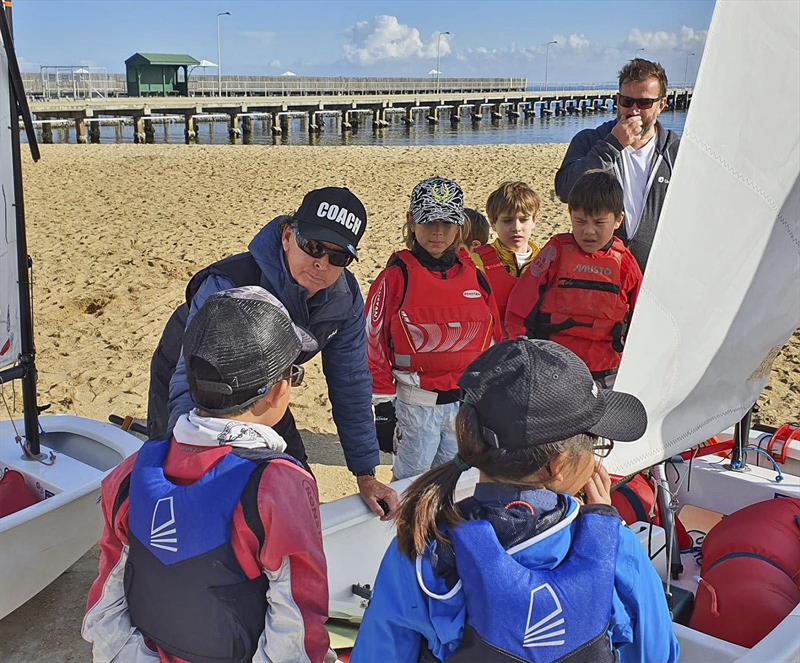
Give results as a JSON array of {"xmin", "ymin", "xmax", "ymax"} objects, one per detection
[{"xmin": 2, "ymin": 3, "xmax": 41, "ymax": 455}]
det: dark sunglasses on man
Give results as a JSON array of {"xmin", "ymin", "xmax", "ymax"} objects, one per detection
[
  {"xmin": 281, "ymin": 364, "xmax": 305, "ymax": 387},
  {"xmin": 292, "ymin": 225, "xmax": 354, "ymax": 267},
  {"xmin": 616, "ymin": 93, "xmax": 663, "ymax": 110}
]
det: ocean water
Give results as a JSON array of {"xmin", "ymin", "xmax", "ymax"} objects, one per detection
[{"xmin": 28, "ymin": 109, "xmax": 688, "ymax": 147}]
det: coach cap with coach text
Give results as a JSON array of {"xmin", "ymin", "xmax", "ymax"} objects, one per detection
[
  {"xmin": 458, "ymin": 338, "xmax": 647, "ymax": 450},
  {"xmin": 184, "ymin": 286, "xmax": 304, "ymax": 415},
  {"xmin": 293, "ymin": 187, "xmax": 367, "ymax": 260}
]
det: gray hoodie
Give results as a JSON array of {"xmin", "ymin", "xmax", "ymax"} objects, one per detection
[{"xmin": 555, "ymin": 119, "xmax": 681, "ymax": 271}]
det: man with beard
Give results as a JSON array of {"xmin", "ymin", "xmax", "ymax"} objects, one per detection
[{"xmin": 554, "ymin": 59, "xmax": 680, "ymax": 271}]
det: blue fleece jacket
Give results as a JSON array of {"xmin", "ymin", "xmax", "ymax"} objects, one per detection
[
  {"xmin": 351, "ymin": 485, "xmax": 680, "ymax": 662},
  {"xmin": 167, "ymin": 217, "xmax": 380, "ymax": 474}
]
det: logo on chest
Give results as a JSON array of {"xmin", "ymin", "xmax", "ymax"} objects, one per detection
[{"xmin": 150, "ymin": 496, "xmax": 178, "ymax": 553}]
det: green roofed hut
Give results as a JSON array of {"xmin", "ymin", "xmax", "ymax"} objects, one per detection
[{"xmin": 125, "ymin": 53, "xmax": 199, "ymax": 97}]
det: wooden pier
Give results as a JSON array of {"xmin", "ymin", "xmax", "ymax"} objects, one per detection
[{"xmin": 27, "ymin": 88, "xmax": 693, "ymax": 144}]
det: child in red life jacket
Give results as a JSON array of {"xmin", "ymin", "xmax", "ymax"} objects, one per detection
[
  {"xmin": 471, "ymin": 181, "xmax": 542, "ymax": 326},
  {"xmin": 366, "ymin": 177, "xmax": 502, "ymax": 480},
  {"xmin": 506, "ymin": 170, "xmax": 643, "ymax": 387},
  {"xmin": 463, "ymin": 207, "xmax": 490, "ymax": 250}
]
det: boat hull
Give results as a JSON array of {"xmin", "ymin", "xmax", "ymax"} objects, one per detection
[{"xmin": 0, "ymin": 415, "xmax": 141, "ymax": 619}]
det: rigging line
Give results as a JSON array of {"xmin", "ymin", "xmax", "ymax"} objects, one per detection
[{"xmin": 0, "ymin": 374, "xmax": 55, "ymax": 465}]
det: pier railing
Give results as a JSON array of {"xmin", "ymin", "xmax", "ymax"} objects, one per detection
[{"xmin": 22, "ymin": 73, "xmax": 529, "ymax": 100}]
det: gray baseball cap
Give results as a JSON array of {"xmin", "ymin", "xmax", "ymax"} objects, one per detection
[
  {"xmin": 184, "ymin": 286, "xmax": 307, "ymax": 415},
  {"xmin": 458, "ymin": 338, "xmax": 647, "ymax": 449}
]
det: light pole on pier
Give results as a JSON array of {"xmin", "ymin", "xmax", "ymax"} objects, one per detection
[
  {"xmin": 436, "ymin": 31, "xmax": 450, "ymax": 94},
  {"xmin": 684, "ymin": 51, "xmax": 695, "ymax": 88},
  {"xmin": 544, "ymin": 40, "xmax": 557, "ymax": 92},
  {"xmin": 217, "ymin": 11, "xmax": 231, "ymax": 97},
  {"xmin": 634, "ymin": 47, "xmax": 645, "ymax": 60}
]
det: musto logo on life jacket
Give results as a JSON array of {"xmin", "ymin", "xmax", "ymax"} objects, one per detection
[{"xmin": 524, "ymin": 583, "xmax": 566, "ymax": 648}]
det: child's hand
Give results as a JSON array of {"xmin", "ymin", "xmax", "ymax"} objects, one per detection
[{"xmin": 582, "ymin": 463, "xmax": 612, "ymax": 505}]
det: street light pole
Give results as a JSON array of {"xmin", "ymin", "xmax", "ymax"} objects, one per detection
[
  {"xmin": 684, "ymin": 51, "xmax": 695, "ymax": 88},
  {"xmin": 635, "ymin": 47, "xmax": 645, "ymax": 60},
  {"xmin": 217, "ymin": 11, "xmax": 231, "ymax": 97},
  {"xmin": 436, "ymin": 31, "xmax": 450, "ymax": 94},
  {"xmin": 544, "ymin": 40, "xmax": 557, "ymax": 92}
]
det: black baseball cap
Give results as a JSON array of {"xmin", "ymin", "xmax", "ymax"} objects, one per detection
[
  {"xmin": 293, "ymin": 187, "xmax": 367, "ymax": 260},
  {"xmin": 458, "ymin": 338, "xmax": 647, "ymax": 449},
  {"xmin": 183, "ymin": 286, "xmax": 304, "ymax": 415}
]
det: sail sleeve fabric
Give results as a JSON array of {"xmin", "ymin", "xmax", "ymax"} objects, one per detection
[
  {"xmin": 607, "ymin": 0, "xmax": 800, "ymax": 476},
  {"xmin": 0, "ymin": 46, "xmax": 22, "ymax": 371}
]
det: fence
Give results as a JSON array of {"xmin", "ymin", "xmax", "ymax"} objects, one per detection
[{"xmin": 23, "ymin": 73, "xmax": 530, "ymax": 99}]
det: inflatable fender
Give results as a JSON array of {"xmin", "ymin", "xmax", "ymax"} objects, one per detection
[
  {"xmin": 0, "ymin": 469, "xmax": 40, "ymax": 518},
  {"xmin": 689, "ymin": 498, "xmax": 800, "ymax": 648},
  {"xmin": 611, "ymin": 473, "xmax": 692, "ymax": 550}
]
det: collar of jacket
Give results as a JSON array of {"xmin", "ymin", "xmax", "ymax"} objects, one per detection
[
  {"xmin": 411, "ymin": 240, "xmax": 459, "ymax": 272},
  {"xmin": 428, "ymin": 486, "xmax": 569, "ymax": 589},
  {"xmin": 248, "ymin": 215, "xmax": 354, "ymax": 324},
  {"xmin": 490, "ymin": 238, "xmax": 538, "ymax": 274},
  {"xmin": 599, "ymin": 118, "xmax": 677, "ymax": 156}
]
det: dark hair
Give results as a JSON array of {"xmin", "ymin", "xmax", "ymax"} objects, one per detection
[
  {"xmin": 567, "ymin": 169, "xmax": 623, "ymax": 217},
  {"xmin": 618, "ymin": 58, "xmax": 668, "ymax": 97},
  {"xmin": 394, "ymin": 403, "xmax": 595, "ymax": 558},
  {"xmin": 464, "ymin": 208, "xmax": 490, "ymax": 246}
]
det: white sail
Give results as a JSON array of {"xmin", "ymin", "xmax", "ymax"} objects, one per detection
[
  {"xmin": 607, "ymin": 0, "xmax": 800, "ymax": 476},
  {"xmin": 0, "ymin": 37, "xmax": 21, "ymax": 371}
]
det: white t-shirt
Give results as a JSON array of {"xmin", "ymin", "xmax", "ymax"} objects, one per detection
[
  {"xmin": 621, "ymin": 137, "xmax": 657, "ymax": 238},
  {"xmin": 514, "ymin": 248, "xmax": 533, "ymax": 270}
]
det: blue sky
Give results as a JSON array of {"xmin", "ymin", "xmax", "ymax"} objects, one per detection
[{"xmin": 13, "ymin": 0, "xmax": 714, "ymax": 84}]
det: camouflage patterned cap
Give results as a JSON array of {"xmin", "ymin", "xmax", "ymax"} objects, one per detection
[{"xmin": 409, "ymin": 176, "xmax": 465, "ymax": 226}]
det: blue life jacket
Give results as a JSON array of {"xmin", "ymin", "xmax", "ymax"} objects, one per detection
[
  {"xmin": 125, "ymin": 439, "xmax": 300, "ymax": 663},
  {"xmin": 445, "ymin": 505, "xmax": 620, "ymax": 663}
]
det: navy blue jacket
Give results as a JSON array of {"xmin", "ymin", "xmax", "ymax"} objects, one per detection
[{"xmin": 167, "ymin": 217, "xmax": 380, "ymax": 474}]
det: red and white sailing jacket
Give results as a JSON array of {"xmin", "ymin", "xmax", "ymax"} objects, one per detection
[{"xmin": 366, "ymin": 249, "xmax": 502, "ymax": 396}]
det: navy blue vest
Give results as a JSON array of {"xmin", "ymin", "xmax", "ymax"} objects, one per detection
[
  {"xmin": 125, "ymin": 439, "xmax": 297, "ymax": 663},
  {"xmin": 445, "ymin": 506, "xmax": 620, "ymax": 663}
]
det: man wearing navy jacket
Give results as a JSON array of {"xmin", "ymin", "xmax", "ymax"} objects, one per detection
[{"xmin": 148, "ymin": 187, "xmax": 397, "ymax": 517}]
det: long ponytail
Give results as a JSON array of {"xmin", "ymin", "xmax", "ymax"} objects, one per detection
[{"xmin": 394, "ymin": 403, "xmax": 595, "ymax": 559}]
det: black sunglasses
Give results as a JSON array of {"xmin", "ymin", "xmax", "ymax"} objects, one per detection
[
  {"xmin": 292, "ymin": 226, "xmax": 354, "ymax": 267},
  {"xmin": 281, "ymin": 364, "xmax": 305, "ymax": 387},
  {"xmin": 593, "ymin": 437, "xmax": 615, "ymax": 459},
  {"xmin": 616, "ymin": 94, "xmax": 663, "ymax": 109}
]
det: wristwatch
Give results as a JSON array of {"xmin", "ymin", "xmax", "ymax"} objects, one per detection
[{"xmin": 355, "ymin": 468, "xmax": 376, "ymax": 477}]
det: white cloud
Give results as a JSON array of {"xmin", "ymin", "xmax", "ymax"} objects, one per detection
[
  {"xmin": 239, "ymin": 30, "xmax": 277, "ymax": 46},
  {"xmin": 552, "ymin": 33, "xmax": 591, "ymax": 52},
  {"xmin": 627, "ymin": 25, "xmax": 706, "ymax": 52},
  {"xmin": 343, "ymin": 15, "xmax": 452, "ymax": 64},
  {"xmin": 269, "ymin": 59, "xmax": 282, "ymax": 68}
]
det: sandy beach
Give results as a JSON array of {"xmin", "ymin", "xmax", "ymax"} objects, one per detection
[{"xmin": 1, "ymin": 143, "xmax": 797, "ymax": 659}]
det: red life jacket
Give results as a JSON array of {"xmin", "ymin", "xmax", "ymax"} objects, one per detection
[
  {"xmin": 534, "ymin": 235, "xmax": 630, "ymax": 373},
  {"xmin": 389, "ymin": 250, "xmax": 495, "ymax": 378},
  {"xmin": 474, "ymin": 244, "xmax": 517, "ymax": 323}
]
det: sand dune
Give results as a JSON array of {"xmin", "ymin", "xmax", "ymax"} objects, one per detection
[{"xmin": 3, "ymin": 142, "xmax": 796, "ymax": 498}]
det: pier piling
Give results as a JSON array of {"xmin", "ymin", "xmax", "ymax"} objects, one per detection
[{"xmin": 75, "ymin": 117, "xmax": 87, "ymax": 144}]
